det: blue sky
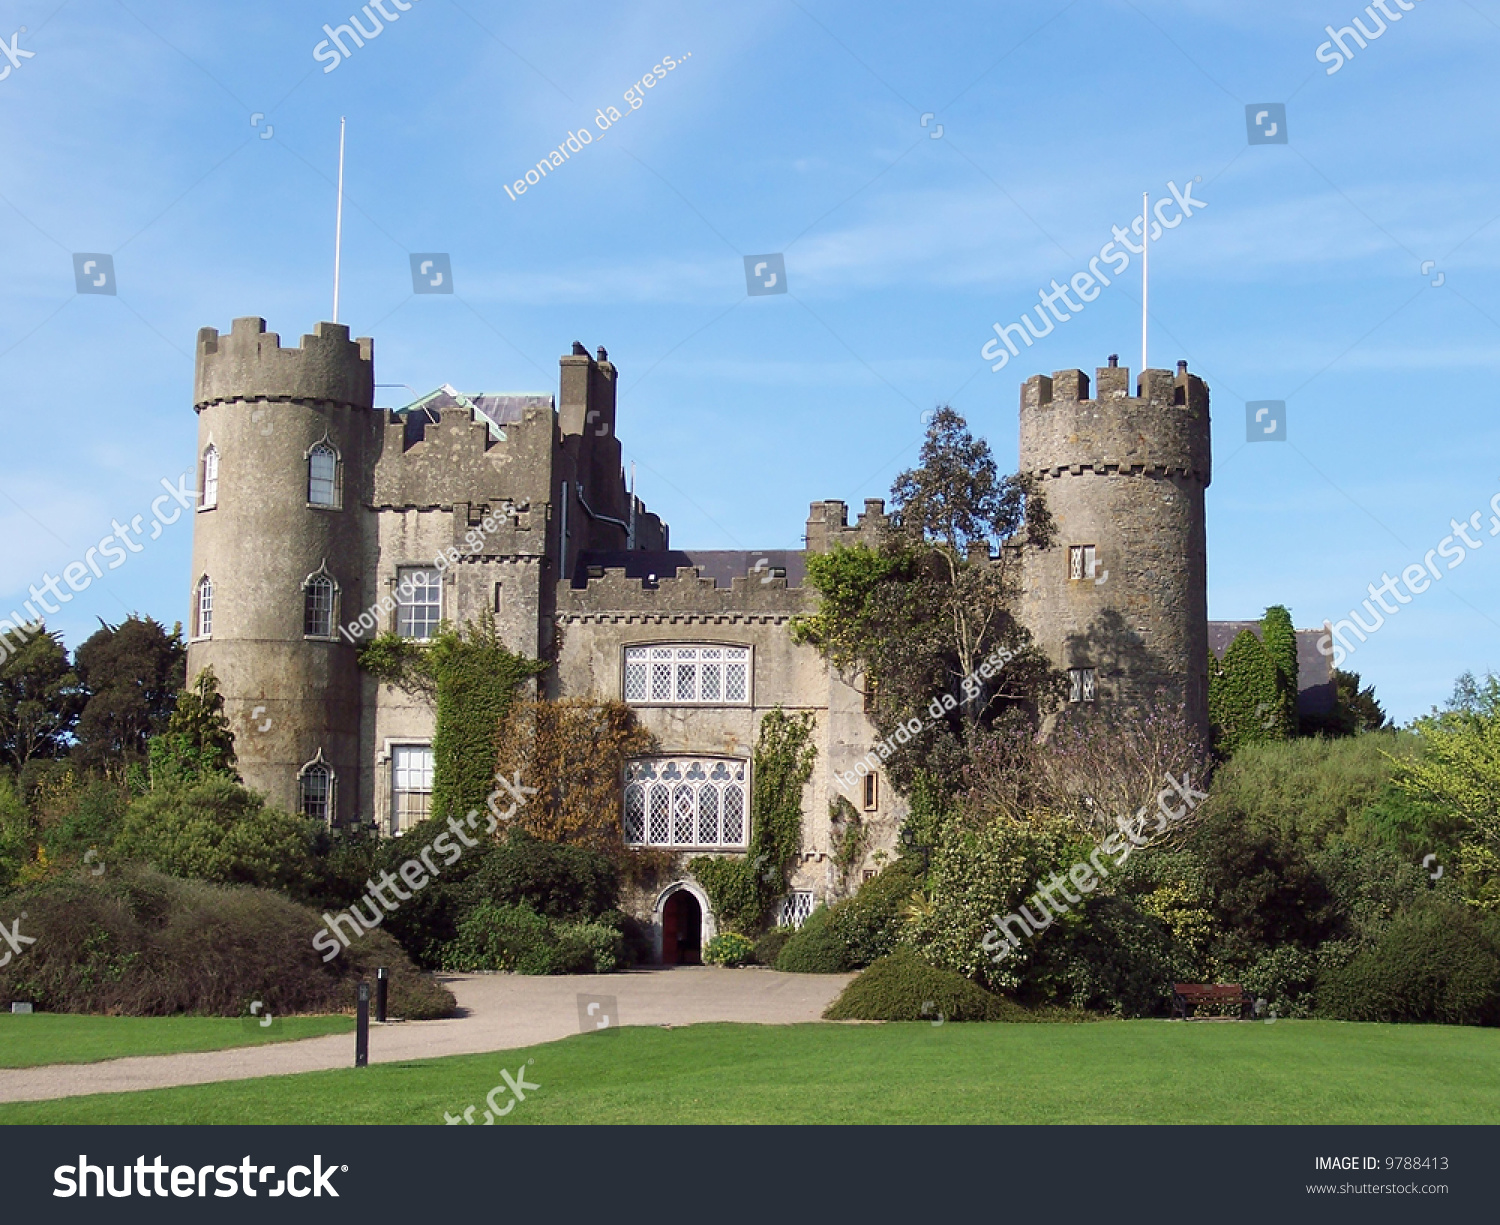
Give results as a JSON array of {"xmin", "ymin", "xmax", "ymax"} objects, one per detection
[{"xmin": 1, "ymin": 0, "xmax": 1497, "ymax": 723}]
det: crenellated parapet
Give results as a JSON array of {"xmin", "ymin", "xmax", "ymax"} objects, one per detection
[
  {"xmin": 558, "ymin": 565, "xmax": 810, "ymax": 622},
  {"xmin": 195, "ymin": 317, "xmax": 373, "ymax": 410},
  {"xmin": 805, "ymin": 498, "xmax": 891, "ymax": 553},
  {"xmin": 1019, "ymin": 362, "xmax": 1210, "ymax": 487}
]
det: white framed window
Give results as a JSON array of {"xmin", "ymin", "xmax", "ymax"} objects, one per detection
[
  {"xmin": 299, "ymin": 757, "xmax": 335, "ymax": 825},
  {"xmin": 1069, "ymin": 544, "xmax": 1097, "ymax": 581},
  {"xmin": 396, "ymin": 568, "xmax": 441, "ymax": 640},
  {"xmin": 308, "ymin": 442, "xmax": 339, "ymax": 507},
  {"xmin": 195, "ymin": 576, "xmax": 214, "ymax": 639},
  {"xmin": 778, "ymin": 892, "xmax": 815, "ymax": 929},
  {"xmin": 623, "ymin": 757, "xmax": 749, "ymax": 848},
  {"xmin": 623, "ymin": 645, "xmax": 750, "ymax": 705},
  {"xmin": 304, "ymin": 571, "xmax": 336, "ymax": 638},
  {"xmin": 1069, "ymin": 667, "xmax": 1097, "ymax": 703},
  {"xmin": 201, "ymin": 446, "xmax": 219, "ymax": 510},
  {"xmin": 391, "ymin": 745, "xmax": 434, "ymax": 834}
]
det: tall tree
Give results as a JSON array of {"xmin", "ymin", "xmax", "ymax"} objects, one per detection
[
  {"xmin": 72, "ymin": 616, "xmax": 185, "ymax": 773},
  {"xmin": 1394, "ymin": 671, "xmax": 1500, "ymax": 852},
  {"xmin": 0, "ymin": 624, "xmax": 79, "ymax": 769},
  {"xmin": 146, "ymin": 667, "xmax": 239, "ymax": 788},
  {"xmin": 792, "ymin": 406, "xmax": 1059, "ymax": 795}
]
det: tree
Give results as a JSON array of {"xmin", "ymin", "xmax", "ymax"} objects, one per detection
[
  {"xmin": 791, "ymin": 406, "xmax": 1059, "ymax": 796},
  {"xmin": 72, "ymin": 616, "xmax": 185, "ymax": 773},
  {"xmin": 145, "ymin": 667, "xmax": 239, "ymax": 788},
  {"xmin": 1334, "ymin": 669, "xmax": 1388, "ymax": 734},
  {"xmin": 0, "ymin": 624, "xmax": 79, "ymax": 769},
  {"xmin": 1393, "ymin": 671, "xmax": 1500, "ymax": 853}
]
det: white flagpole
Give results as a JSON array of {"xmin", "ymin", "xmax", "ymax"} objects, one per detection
[
  {"xmin": 1141, "ymin": 189, "xmax": 1149, "ymax": 374},
  {"xmin": 333, "ymin": 117, "xmax": 346, "ymax": 323}
]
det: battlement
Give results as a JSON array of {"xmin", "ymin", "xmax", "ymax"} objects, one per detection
[
  {"xmin": 1019, "ymin": 360, "xmax": 1211, "ymax": 486},
  {"xmin": 805, "ymin": 498, "xmax": 890, "ymax": 553},
  {"xmin": 559, "ymin": 564, "xmax": 808, "ymax": 619},
  {"xmin": 195, "ymin": 318, "xmax": 374, "ymax": 411}
]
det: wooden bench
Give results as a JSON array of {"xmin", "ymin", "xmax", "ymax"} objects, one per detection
[{"xmin": 1172, "ymin": 983, "xmax": 1251, "ymax": 1021}]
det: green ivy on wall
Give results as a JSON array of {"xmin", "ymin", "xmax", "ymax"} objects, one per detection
[
  {"xmin": 358, "ymin": 620, "xmax": 546, "ymax": 823},
  {"xmin": 1208, "ymin": 606, "xmax": 1299, "ymax": 757},
  {"xmin": 691, "ymin": 707, "xmax": 817, "ymax": 934}
]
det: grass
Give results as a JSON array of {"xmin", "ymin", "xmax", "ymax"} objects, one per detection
[
  {"xmin": 0, "ymin": 1013, "xmax": 355, "ymax": 1069},
  {"xmin": 1, "ymin": 1018, "xmax": 1498, "ymax": 1124}
]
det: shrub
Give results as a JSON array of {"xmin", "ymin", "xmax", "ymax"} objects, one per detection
[
  {"xmin": 1241, "ymin": 945, "xmax": 1319, "ymax": 1019},
  {"xmin": 754, "ymin": 926, "xmax": 793, "ymax": 966},
  {"xmin": 464, "ymin": 830, "xmax": 618, "ymax": 921},
  {"xmin": 827, "ymin": 857, "xmax": 924, "ymax": 967},
  {"xmin": 0, "ymin": 866, "xmax": 454, "ymax": 1018},
  {"xmin": 1317, "ymin": 899, "xmax": 1500, "ymax": 1025},
  {"xmin": 1027, "ymin": 894, "xmax": 1179, "ymax": 1017},
  {"xmin": 553, "ymin": 920, "xmax": 626, "ymax": 974},
  {"xmin": 112, "ymin": 777, "xmax": 319, "ymax": 895},
  {"xmin": 441, "ymin": 902, "xmax": 624, "ymax": 974},
  {"xmin": 703, "ymin": 932, "xmax": 756, "ymax": 966},
  {"xmin": 823, "ymin": 948, "xmax": 1022, "ymax": 1021},
  {"xmin": 775, "ymin": 907, "xmax": 851, "ymax": 973}
]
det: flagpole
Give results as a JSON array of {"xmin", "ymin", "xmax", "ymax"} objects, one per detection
[
  {"xmin": 1141, "ymin": 189, "xmax": 1149, "ymax": 374},
  {"xmin": 333, "ymin": 117, "xmax": 346, "ymax": 324}
]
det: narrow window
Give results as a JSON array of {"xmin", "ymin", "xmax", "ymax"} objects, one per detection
[
  {"xmin": 396, "ymin": 568, "xmax": 441, "ymax": 640},
  {"xmin": 304, "ymin": 573, "xmax": 335, "ymax": 638},
  {"xmin": 308, "ymin": 443, "xmax": 339, "ymax": 507},
  {"xmin": 1069, "ymin": 544, "xmax": 1097, "ymax": 581},
  {"xmin": 300, "ymin": 762, "xmax": 334, "ymax": 824},
  {"xmin": 863, "ymin": 772, "xmax": 879, "ymax": 812},
  {"xmin": 195, "ymin": 576, "xmax": 214, "ymax": 638},
  {"xmin": 201, "ymin": 446, "xmax": 219, "ymax": 509}
]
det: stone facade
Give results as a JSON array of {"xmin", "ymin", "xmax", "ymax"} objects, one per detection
[{"xmin": 186, "ymin": 318, "xmax": 1221, "ymax": 961}]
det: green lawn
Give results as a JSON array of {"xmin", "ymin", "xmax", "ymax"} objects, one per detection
[
  {"xmin": 0, "ymin": 1013, "xmax": 355, "ymax": 1069},
  {"xmin": 1, "ymin": 1018, "xmax": 1498, "ymax": 1124}
]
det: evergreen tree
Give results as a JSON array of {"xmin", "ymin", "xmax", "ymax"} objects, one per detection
[
  {"xmin": 146, "ymin": 667, "xmax": 239, "ymax": 788},
  {"xmin": 1261, "ymin": 604, "xmax": 1299, "ymax": 739}
]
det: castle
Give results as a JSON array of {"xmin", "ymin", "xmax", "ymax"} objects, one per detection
[{"xmin": 187, "ymin": 315, "xmax": 1244, "ymax": 962}]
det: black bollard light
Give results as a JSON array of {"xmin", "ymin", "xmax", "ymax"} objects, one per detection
[
  {"xmin": 355, "ymin": 981, "xmax": 370, "ymax": 1068},
  {"xmin": 375, "ymin": 966, "xmax": 388, "ymax": 1023}
]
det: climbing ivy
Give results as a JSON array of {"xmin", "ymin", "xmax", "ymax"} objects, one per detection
[
  {"xmin": 1261, "ymin": 604, "xmax": 1300, "ymax": 738},
  {"xmin": 1208, "ymin": 629, "xmax": 1282, "ymax": 757},
  {"xmin": 359, "ymin": 620, "xmax": 545, "ymax": 823},
  {"xmin": 691, "ymin": 707, "xmax": 817, "ymax": 933}
]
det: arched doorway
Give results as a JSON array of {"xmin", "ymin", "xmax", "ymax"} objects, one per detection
[{"xmin": 660, "ymin": 889, "xmax": 704, "ymax": 965}]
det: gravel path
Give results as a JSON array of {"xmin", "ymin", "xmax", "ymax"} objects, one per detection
[{"xmin": 0, "ymin": 967, "xmax": 854, "ymax": 1104}]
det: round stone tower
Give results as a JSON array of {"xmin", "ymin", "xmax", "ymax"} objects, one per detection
[
  {"xmin": 187, "ymin": 318, "xmax": 377, "ymax": 824},
  {"xmin": 1017, "ymin": 358, "xmax": 1211, "ymax": 742}
]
